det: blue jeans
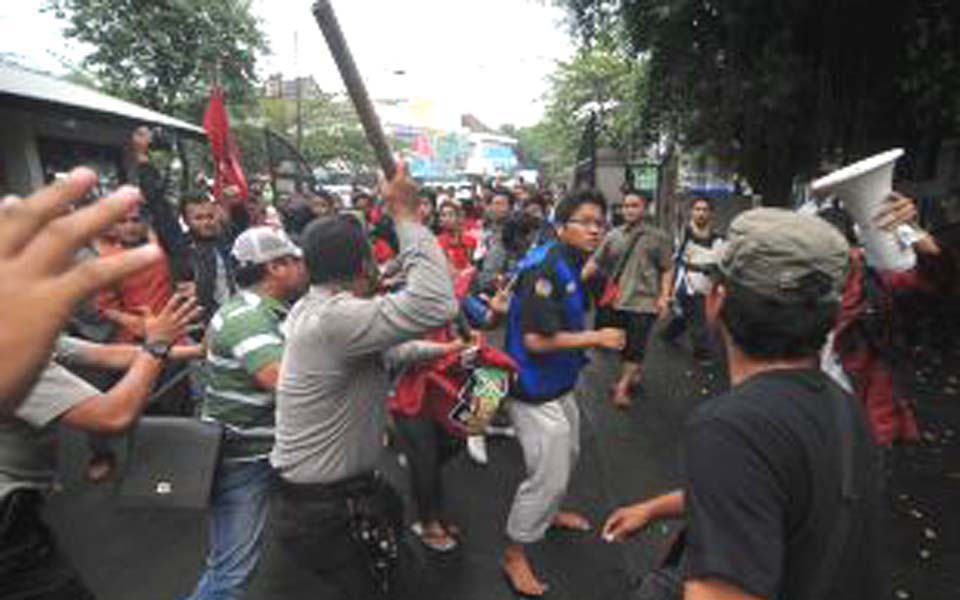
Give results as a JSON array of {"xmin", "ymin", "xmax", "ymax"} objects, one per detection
[{"xmin": 185, "ymin": 459, "xmax": 273, "ymax": 600}]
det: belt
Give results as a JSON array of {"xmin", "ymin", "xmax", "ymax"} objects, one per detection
[{"xmin": 276, "ymin": 471, "xmax": 380, "ymax": 501}]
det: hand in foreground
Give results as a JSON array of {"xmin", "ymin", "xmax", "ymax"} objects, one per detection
[
  {"xmin": 602, "ymin": 504, "xmax": 652, "ymax": 543},
  {"xmin": 381, "ymin": 160, "xmax": 418, "ymax": 222},
  {"xmin": 0, "ymin": 168, "xmax": 161, "ymax": 413},
  {"xmin": 874, "ymin": 192, "xmax": 917, "ymax": 230},
  {"xmin": 143, "ymin": 293, "xmax": 202, "ymax": 345},
  {"xmin": 595, "ymin": 328, "xmax": 627, "ymax": 351}
]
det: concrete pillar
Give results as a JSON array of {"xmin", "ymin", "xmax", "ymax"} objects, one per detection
[{"xmin": 0, "ymin": 109, "xmax": 43, "ymax": 196}]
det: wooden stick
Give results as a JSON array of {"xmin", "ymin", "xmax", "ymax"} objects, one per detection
[{"xmin": 311, "ymin": 0, "xmax": 396, "ymax": 180}]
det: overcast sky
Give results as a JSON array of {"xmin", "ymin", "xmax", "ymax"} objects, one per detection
[{"xmin": 0, "ymin": 0, "xmax": 573, "ymax": 127}]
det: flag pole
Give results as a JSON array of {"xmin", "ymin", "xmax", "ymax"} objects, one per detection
[{"xmin": 311, "ymin": 0, "xmax": 396, "ymax": 180}]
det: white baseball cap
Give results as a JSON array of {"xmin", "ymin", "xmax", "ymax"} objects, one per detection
[{"xmin": 232, "ymin": 227, "xmax": 302, "ymax": 266}]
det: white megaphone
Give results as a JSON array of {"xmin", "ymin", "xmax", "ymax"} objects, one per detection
[{"xmin": 811, "ymin": 148, "xmax": 916, "ymax": 271}]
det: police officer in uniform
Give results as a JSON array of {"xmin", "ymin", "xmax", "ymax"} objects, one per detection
[
  {"xmin": 267, "ymin": 162, "xmax": 457, "ymax": 599},
  {"xmin": 501, "ymin": 190, "xmax": 626, "ymax": 597}
]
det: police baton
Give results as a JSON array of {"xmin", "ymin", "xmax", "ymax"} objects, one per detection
[{"xmin": 311, "ymin": 0, "xmax": 396, "ymax": 181}]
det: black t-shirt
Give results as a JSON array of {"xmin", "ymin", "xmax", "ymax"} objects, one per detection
[{"xmin": 683, "ymin": 369, "xmax": 881, "ymax": 599}]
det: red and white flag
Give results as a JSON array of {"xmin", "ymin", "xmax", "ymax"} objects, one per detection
[{"xmin": 203, "ymin": 86, "xmax": 249, "ymax": 205}]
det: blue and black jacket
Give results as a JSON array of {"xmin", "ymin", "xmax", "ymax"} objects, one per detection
[{"xmin": 505, "ymin": 242, "xmax": 589, "ymax": 403}]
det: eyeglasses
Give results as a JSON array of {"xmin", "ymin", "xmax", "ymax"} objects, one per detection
[{"xmin": 566, "ymin": 218, "xmax": 607, "ymax": 231}]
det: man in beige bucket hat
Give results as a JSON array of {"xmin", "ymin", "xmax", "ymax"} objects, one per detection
[{"xmin": 601, "ymin": 208, "xmax": 882, "ymax": 600}]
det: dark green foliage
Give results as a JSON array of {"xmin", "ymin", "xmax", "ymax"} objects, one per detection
[
  {"xmin": 557, "ymin": 0, "xmax": 960, "ymax": 205},
  {"xmin": 47, "ymin": 0, "xmax": 267, "ymax": 121}
]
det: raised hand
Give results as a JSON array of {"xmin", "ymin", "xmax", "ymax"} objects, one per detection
[
  {"xmin": 142, "ymin": 293, "xmax": 202, "ymax": 344},
  {"xmin": 874, "ymin": 191, "xmax": 917, "ymax": 230},
  {"xmin": 0, "ymin": 168, "xmax": 161, "ymax": 413},
  {"xmin": 381, "ymin": 160, "xmax": 418, "ymax": 223}
]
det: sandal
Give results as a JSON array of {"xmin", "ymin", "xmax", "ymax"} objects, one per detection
[{"xmin": 410, "ymin": 522, "xmax": 459, "ymax": 552}]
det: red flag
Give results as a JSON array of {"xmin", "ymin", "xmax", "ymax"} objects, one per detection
[{"xmin": 203, "ymin": 86, "xmax": 249, "ymax": 205}]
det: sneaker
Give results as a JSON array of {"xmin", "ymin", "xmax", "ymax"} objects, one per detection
[{"xmin": 467, "ymin": 435, "xmax": 489, "ymax": 466}]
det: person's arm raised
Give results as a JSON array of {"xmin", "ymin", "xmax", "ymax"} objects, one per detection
[
  {"xmin": 56, "ymin": 336, "xmax": 203, "ymax": 371},
  {"xmin": 61, "ymin": 294, "xmax": 199, "ymax": 434},
  {"xmin": 337, "ymin": 162, "xmax": 458, "ymax": 357},
  {"xmin": 0, "ymin": 168, "xmax": 162, "ymax": 414}
]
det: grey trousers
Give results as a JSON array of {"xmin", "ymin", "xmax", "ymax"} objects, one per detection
[{"xmin": 506, "ymin": 393, "xmax": 580, "ymax": 544}]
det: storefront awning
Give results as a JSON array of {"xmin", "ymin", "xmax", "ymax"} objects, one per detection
[{"xmin": 0, "ymin": 62, "xmax": 205, "ymax": 137}]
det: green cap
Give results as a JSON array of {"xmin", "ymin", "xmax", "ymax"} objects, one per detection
[{"xmin": 718, "ymin": 208, "xmax": 849, "ymax": 305}]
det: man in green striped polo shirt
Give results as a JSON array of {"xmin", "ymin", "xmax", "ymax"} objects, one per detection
[{"xmin": 185, "ymin": 227, "xmax": 305, "ymax": 600}]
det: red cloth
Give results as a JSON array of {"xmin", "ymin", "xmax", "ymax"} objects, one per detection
[
  {"xmin": 833, "ymin": 250, "xmax": 927, "ymax": 445},
  {"xmin": 203, "ymin": 86, "xmax": 249, "ymax": 206},
  {"xmin": 95, "ymin": 246, "xmax": 174, "ymax": 343},
  {"xmin": 389, "ymin": 328, "xmax": 516, "ymax": 438},
  {"xmin": 372, "ymin": 238, "xmax": 396, "ymax": 264},
  {"xmin": 436, "ymin": 232, "xmax": 476, "ymax": 271},
  {"xmin": 453, "ymin": 267, "xmax": 476, "ymax": 301}
]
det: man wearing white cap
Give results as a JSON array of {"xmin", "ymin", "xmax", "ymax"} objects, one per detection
[{"xmin": 185, "ymin": 227, "xmax": 305, "ymax": 600}]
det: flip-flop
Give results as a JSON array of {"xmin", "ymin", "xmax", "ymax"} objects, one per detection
[
  {"xmin": 410, "ymin": 522, "xmax": 458, "ymax": 553},
  {"xmin": 441, "ymin": 521, "xmax": 462, "ymax": 538}
]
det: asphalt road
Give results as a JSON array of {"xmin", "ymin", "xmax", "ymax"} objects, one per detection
[{"xmin": 44, "ymin": 318, "xmax": 960, "ymax": 599}]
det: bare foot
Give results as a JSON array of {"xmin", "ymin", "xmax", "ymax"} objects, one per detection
[
  {"xmin": 552, "ymin": 510, "xmax": 591, "ymax": 532},
  {"xmin": 611, "ymin": 384, "xmax": 632, "ymax": 410},
  {"xmin": 503, "ymin": 544, "xmax": 548, "ymax": 597}
]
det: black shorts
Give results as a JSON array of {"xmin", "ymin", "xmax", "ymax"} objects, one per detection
[{"xmin": 597, "ymin": 309, "xmax": 656, "ymax": 362}]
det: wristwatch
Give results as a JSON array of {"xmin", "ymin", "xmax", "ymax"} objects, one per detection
[{"xmin": 142, "ymin": 340, "xmax": 172, "ymax": 361}]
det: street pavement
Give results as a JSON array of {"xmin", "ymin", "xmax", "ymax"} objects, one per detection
[{"xmin": 44, "ymin": 318, "xmax": 960, "ymax": 599}]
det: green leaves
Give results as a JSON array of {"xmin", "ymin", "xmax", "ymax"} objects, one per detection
[
  {"xmin": 232, "ymin": 95, "xmax": 379, "ymax": 181},
  {"xmin": 47, "ymin": 0, "xmax": 267, "ymax": 121},
  {"xmin": 523, "ymin": 39, "xmax": 647, "ymax": 180},
  {"xmin": 555, "ymin": 0, "xmax": 960, "ymax": 205}
]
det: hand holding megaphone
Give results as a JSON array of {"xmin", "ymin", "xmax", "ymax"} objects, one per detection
[
  {"xmin": 873, "ymin": 192, "xmax": 917, "ymax": 230},
  {"xmin": 811, "ymin": 149, "xmax": 916, "ymax": 271},
  {"xmin": 875, "ymin": 192, "xmax": 943, "ymax": 257}
]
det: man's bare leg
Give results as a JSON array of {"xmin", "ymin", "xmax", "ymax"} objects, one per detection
[{"xmin": 612, "ymin": 360, "xmax": 642, "ymax": 409}]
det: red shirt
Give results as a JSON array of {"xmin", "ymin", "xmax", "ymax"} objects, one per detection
[
  {"xmin": 96, "ymin": 246, "xmax": 174, "ymax": 342},
  {"xmin": 437, "ymin": 231, "xmax": 477, "ymax": 272}
]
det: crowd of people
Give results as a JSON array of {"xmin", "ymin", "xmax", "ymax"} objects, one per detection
[{"xmin": 1, "ymin": 121, "xmax": 959, "ymax": 600}]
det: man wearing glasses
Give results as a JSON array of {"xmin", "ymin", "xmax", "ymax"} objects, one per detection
[{"xmin": 501, "ymin": 190, "xmax": 626, "ymax": 597}]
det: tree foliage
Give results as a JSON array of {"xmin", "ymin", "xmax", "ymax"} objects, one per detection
[
  {"xmin": 47, "ymin": 0, "xmax": 267, "ymax": 120},
  {"xmin": 521, "ymin": 39, "xmax": 645, "ymax": 181},
  {"xmin": 233, "ymin": 94, "xmax": 379, "ymax": 181},
  {"xmin": 557, "ymin": 0, "xmax": 960, "ymax": 205}
]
